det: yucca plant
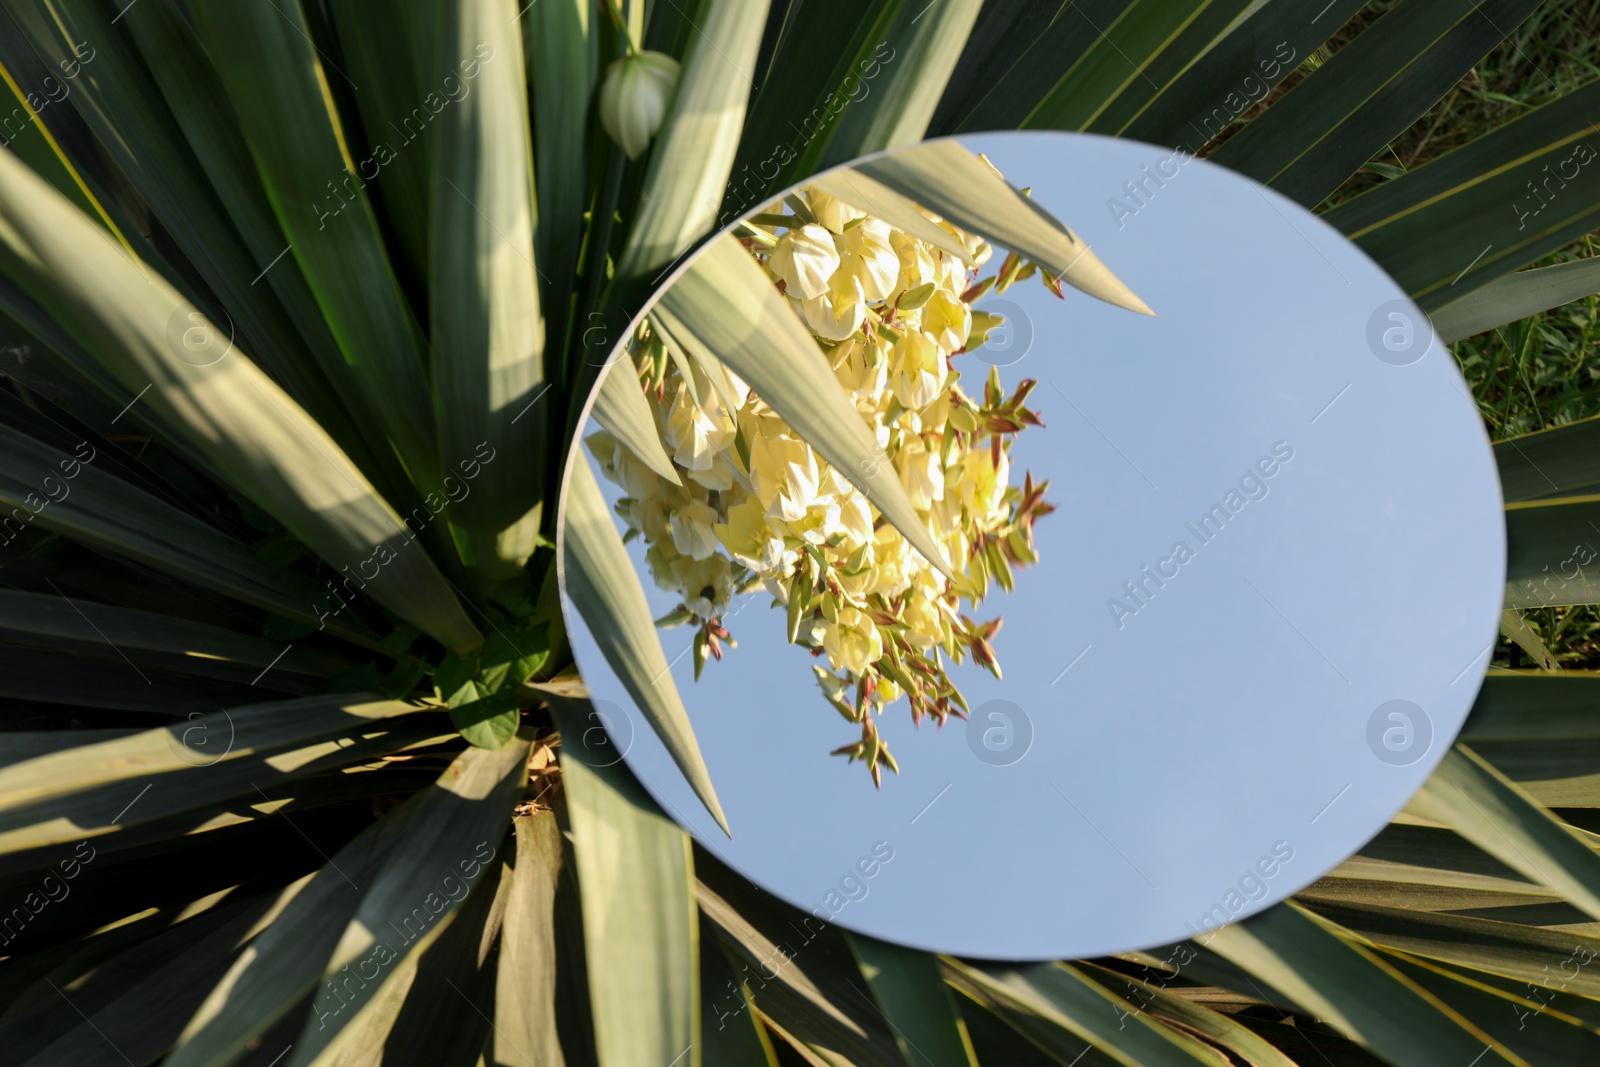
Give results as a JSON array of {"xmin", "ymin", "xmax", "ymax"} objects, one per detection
[{"xmin": 1, "ymin": 1, "xmax": 1599, "ymax": 1065}]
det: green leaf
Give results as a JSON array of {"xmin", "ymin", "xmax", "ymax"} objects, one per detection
[
  {"xmin": 493, "ymin": 812, "xmax": 568, "ymax": 1067},
  {"xmin": 1410, "ymin": 743, "xmax": 1600, "ymax": 921},
  {"xmin": 1201, "ymin": 900, "xmax": 1518, "ymax": 1064},
  {"xmin": 591, "ymin": 358, "xmax": 683, "ymax": 484},
  {"xmin": 1464, "ymin": 673, "xmax": 1600, "ymax": 740},
  {"xmin": 523, "ymin": 0, "xmax": 597, "ymax": 346},
  {"xmin": 0, "ymin": 422, "xmax": 377, "ymax": 648},
  {"xmin": 1210, "ymin": 0, "xmax": 1545, "ymax": 208},
  {"xmin": 1434, "ymin": 256, "xmax": 1600, "ymax": 343},
  {"xmin": 1023, "ymin": 1, "xmax": 1214, "ymax": 133},
  {"xmin": 449, "ymin": 688, "xmax": 524, "ymax": 749},
  {"xmin": 851, "ymin": 140, "xmax": 1155, "ymax": 315},
  {"xmin": 694, "ymin": 850, "xmax": 905, "ymax": 1066},
  {"xmin": 1374, "ymin": 948, "xmax": 1600, "ymax": 1065},
  {"xmin": 1074, "ymin": 961, "xmax": 1300, "ymax": 1067},
  {"xmin": 431, "ymin": 0, "xmax": 548, "ymax": 581},
  {"xmin": 1505, "ymin": 494, "xmax": 1600, "ymax": 593},
  {"xmin": 804, "ymin": 166, "xmax": 976, "ymax": 264},
  {"xmin": 659, "ymin": 234, "xmax": 954, "ymax": 580},
  {"xmin": 1299, "ymin": 897, "xmax": 1600, "ymax": 999},
  {"xmin": 699, "ymin": 911, "xmax": 779, "ymax": 1067},
  {"xmin": 115, "ymin": 0, "xmax": 409, "ymax": 502},
  {"xmin": 731, "ymin": 0, "xmax": 898, "ymax": 207},
  {"xmin": 547, "ymin": 697, "xmax": 698, "ymax": 1067},
  {"xmin": 1081, "ymin": 0, "xmax": 1259, "ymax": 138},
  {"xmin": 1498, "ymin": 608, "xmax": 1558, "ymax": 671},
  {"xmin": 374, "ymin": 854, "xmax": 510, "ymax": 1065},
  {"xmin": 814, "ymin": 0, "xmax": 983, "ymax": 166},
  {"xmin": 1325, "ymin": 78, "xmax": 1600, "ymax": 308},
  {"xmin": 188, "ymin": 0, "xmax": 444, "ymax": 494},
  {"xmin": 938, "ymin": 0, "xmax": 1128, "ymax": 134},
  {"xmin": 564, "ymin": 456, "xmax": 730, "ymax": 833},
  {"xmin": 1116, "ymin": 0, "xmax": 1366, "ymax": 149},
  {"xmin": 10, "ymin": 888, "xmax": 281, "ymax": 1065},
  {"xmin": 941, "ymin": 959, "xmax": 1225, "ymax": 1067},
  {"xmin": 324, "ymin": 0, "xmax": 436, "ymax": 290},
  {"xmin": 5, "ymin": 0, "xmax": 400, "ymax": 498},
  {"xmin": 285, "ymin": 738, "xmax": 530, "ymax": 1066},
  {"xmin": 846, "ymin": 932, "xmax": 978, "ymax": 1067},
  {"xmin": 0, "ymin": 587, "xmax": 352, "ymax": 686},
  {"xmin": 0, "ymin": 696, "xmax": 445, "ymax": 853},
  {"xmin": 1495, "ymin": 410, "xmax": 1600, "ymax": 504},
  {"xmin": 616, "ymin": 0, "xmax": 774, "ymax": 280},
  {"xmin": 0, "ymin": 148, "xmax": 483, "ymax": 653}
]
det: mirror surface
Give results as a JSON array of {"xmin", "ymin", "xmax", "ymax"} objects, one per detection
[{"xmin": 559, "ymin": 131, "xmax": 1504, "ymax": 959}]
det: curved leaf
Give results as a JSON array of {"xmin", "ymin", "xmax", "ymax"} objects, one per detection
[
  {"xmin": 1435, "ymin": 257, "xmax": 1600, "ymax": 344},
  {"xmin": 616, "ymin": 0, "xmax": 773, "ymax": 279},
  {"xmin": 0, "ymin": 146, "xmax": 482, "ymax": 653},
  {"xmin": 562, "ymin": 456, "xmax": 729, "ymax": 833},
  {"xmin": 1202, "ymin": 901, "xmax": 1518, "ymax": 1064},
  {"xmin": 852, "ymin": 140, "xmax": 1155, "ymax": 315},
  {"xmin": 287, "ymin": 737, "xmax": 530, "ymax": 1065},
  {"xmin": 942, "ymin": 959, "xmax": 1224, "ymax": 1067},
  {"xmin": 431, "ymin": 0, "xmax": 548, "ymax": 580},
  {"xmin": 1410, "ymin": 743, "xmax": 1600, "ymax": 921},
  {"xmin": 659, "ymin": 234, "xmax": 954, "ymax": 579},
  {"xmin": 591, "ymin": 359, "xmax": 682, "ymax": 485},
  {"xmin": 847, "ymin": 933, "xmax": 978, "ymax": 1067},
  {"xmin": 548, "ymin": 697, "xmax": 699, "ymax": 1067}
]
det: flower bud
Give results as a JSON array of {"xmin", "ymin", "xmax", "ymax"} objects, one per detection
[{"xmin": 598, "ymin": 51, "xmax": 680, "ymax": 160}]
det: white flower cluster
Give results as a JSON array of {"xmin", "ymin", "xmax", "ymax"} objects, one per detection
[{"xmin": 589, "ymin": 184, "xmax": 1052, "ymax": 784}]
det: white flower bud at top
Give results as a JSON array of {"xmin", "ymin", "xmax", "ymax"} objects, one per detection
[{"xmin": 599, "ymin": 51, "xmax": 680, "ymax": 160}]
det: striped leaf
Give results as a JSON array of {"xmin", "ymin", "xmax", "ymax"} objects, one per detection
[
  {"xmin": 493, "ymin": 811, "xmax": 568, "ymax": 1067},
  {"xmin": 1433, "ymin": 257, "xmax": 1600, "ymax": 343},
  {"xmin": 815, "ymin": 0, "xmax": 983, "ymax": 166},
  {"xmin": 941, "ymin": 959, "xmax": 1224, "ymax": 1066},
  {"xmin": 851, "ymin": 140, "xmax": 1155, "ymax": 315},
  {"xmin": 1202, "ymin": 901, "xmax": 1517, "ymax": 1064},
  {"xmin": 430, "ymin": 0, "xmax": 548, "ymax": 580},
  {"xmin": 286, "ymin": 737, "xmax": 530, "ymax": 1065},
  {"xmin": 188, "ymin": 0, "xmax": 444, "ymax": 495},
  {"xmin": 658, "ymin": 234, "xmax": 954, "ymax": 579},
  {"xmin": 548, "ymin": 697, "xmax": 699, "ymax": 1067},
  {"xmin": 591, "ymin": 359, "xmax": 683, "ymax": 484},
  {"xmin": 846, "ymin": 933, "xmax": 978, "ymax": 1067},
  {"xmin": 563, "ymin": 456, "xmax": 729, "ymax": 832},
  {"xmin": 1410, "ymin": 743, "xmax": 1600, "ymax": 921},
  {"xmin": 616, "ymin": 0, "xmax": 773, "ymax": 280},
  {"xmin": 1211, "ymin": 0, "xmax": 1545, "ymax": 207}
]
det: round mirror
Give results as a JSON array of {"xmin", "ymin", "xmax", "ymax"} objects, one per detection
[{"xmin": 557, "ymin": 131, "xmax": 1504, "ymax": 960}]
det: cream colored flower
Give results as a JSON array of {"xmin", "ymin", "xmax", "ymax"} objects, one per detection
[
  {"xmin": 673, "ymin": 553, "xmax": 734, "ymax": 619},
  {"xmin": 890, "ymin": 329, "xmax": 947, "ymax": 411},
  {"xmin": 836, "ymin": 217, "xmax": 899, "ymax": 302},
  {"xmin": 957, "ymin": 447, "xmax": 1010, "ymax": 525},
  {"xmin": 816, "ymin": 605, "xmax": 883, "ymax": 675},
  {"xmin": 715, "ymin": 496, "xmax": 783, "ymax": 571},
  {"xmin": 593, "ymin": 182, "xmax": 1051, "ymax": 784},
  {"xmin": 669, "ymin": 498, "xmax": 721, "ymax": 560},
  {"xmin": 808, "ymin": 188, "xmax": 865, "ymax": 232},
  {"xmin": 748, "ymin": 430, "xmax": 821, "ymax": 522},
  {"xmin": 769, "ymin": 224, "xmax": 839, "ymax": 300},
  {"xmin": 922, "ymin": 289, "xmax": 971, "ymax": 353},
  {"xmin": 800, "ymin": 268, "xmax": 866, "ymax": 341},
  {"xmin": 664, "ymin": 380, "xmax": 734, "ymax": 473}
]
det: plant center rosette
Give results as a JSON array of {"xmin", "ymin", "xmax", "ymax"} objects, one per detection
[{"xmin": 588, "ymin": 178, "xmax": 1059, "ymax": 785}]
